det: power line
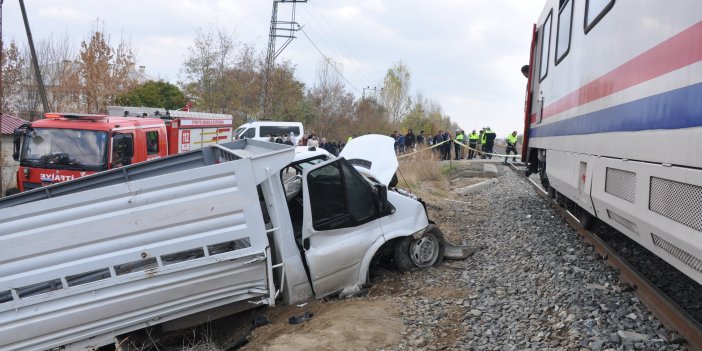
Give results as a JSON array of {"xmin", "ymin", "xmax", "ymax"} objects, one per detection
[
  {"xmin": 299, "ymin": 27, "xmax": 362, "ymax": 95},
  {"xmin": 307, "ymin": 1, "xmax": 375, "ymax": 83},
  {"xmin": 301, "ymin": 2, "xmax": 375, "ymax": 85},
  {"xmin": 297, "ymin": 8, "xmax": 370, "ymax": 88}
]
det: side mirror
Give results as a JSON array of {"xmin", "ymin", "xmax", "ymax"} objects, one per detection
[
  {"xmin": 12, "ymin": 124, "xmax": 30, "ymax": 161},
  {"xmin": 376, "ymin": 184, "xmax": 388, "ymax": 214}
]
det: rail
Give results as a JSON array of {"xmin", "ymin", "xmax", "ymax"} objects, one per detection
[{"xmin": 508, "ymin": 163, "xmax": 702, "ymax": 350}]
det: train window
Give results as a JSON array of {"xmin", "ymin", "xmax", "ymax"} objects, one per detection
[
  {"xmin": 555, "ymin": 0, "xmax": 573, "ymax": 65},
  {"xmin": 585, "ymin": 0, "xmax": 614, "ymax": 34},
  {"xmin": 539, "ymin": 11, "xmax": 553, "ymax": 82}
]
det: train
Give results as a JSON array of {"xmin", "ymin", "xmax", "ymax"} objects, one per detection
[{"xmin": 521, "ymin": 0, "xmax": 702, "ymax": 285}]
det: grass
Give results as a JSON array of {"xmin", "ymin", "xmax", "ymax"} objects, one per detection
[
  {"xmin": 395, "ymin": 150, "xmax": 459, "ymax": 201},
  {"xmin": 397, "ymin": 157, "xmax": 443, "ymax": 186}
]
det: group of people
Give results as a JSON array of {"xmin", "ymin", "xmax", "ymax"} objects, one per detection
[
  {"xmin": 389, "ymin": 127, "xmax": 520, "ymax": 163},
  {"xmin": 390, "ymin": 129, "xmax": 426, "ymax": 154},
  {"xmin": 268, "ymin": 132, "xmax": 346, "ymax": 156}
]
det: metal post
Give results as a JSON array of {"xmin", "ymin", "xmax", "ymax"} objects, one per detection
[
  {"xmin": 0, "ymin": 0, "xmax": 4, "ymax": 116},
  {"xmin": 19, "ymin": 0, "xmax": 50, "ymax": 115},
  {"xmin": 261, "ymin": 0, "xmax": 306, "ymax": 117}
]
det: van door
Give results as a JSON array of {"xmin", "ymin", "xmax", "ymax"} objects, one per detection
[{"xmin": 300, "ymin": 158, "xmax": 384, "ymax": 297}]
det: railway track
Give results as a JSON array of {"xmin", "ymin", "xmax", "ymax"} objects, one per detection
[{"xmin": 508, "ymin": 163, "xmax": 702, "ymax": 350}]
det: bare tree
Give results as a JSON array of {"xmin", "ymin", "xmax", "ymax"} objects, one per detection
[
  {"xmin": 307, "ymin": 58, "xmax": 355, "ymax": 139},
  {"xmin": 37, "ymin": 33, "xmax": 81, "ymax": 112},
  {"xmin": 379, "ymin": 61, "xmax": 412, "ymax": 124},
  {"xmin": 79, "ymin": 22, "xmax": 136, "ymax": 113},
  {"xmin": 180, "ymin": 26, "xmax": 238, "ymax": 113},
  {"xmin": 1, "ymin": 41, "xmax": 25, "ymax": 116}
]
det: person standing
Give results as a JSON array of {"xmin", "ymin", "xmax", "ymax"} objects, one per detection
[
  {"xmin": 433, "ymin": 130, "xmax": 444, "ymax": 158},
  {"xmin": 442, "ymin": 130, "xmax": 452, "ymax": 160},
  {"xmin": 417, "ymin": 130, "xmax": 425, "ymax": 147},
  {"xmin": 478, "ymin": 129, "xmax": 486, "ymax": 158},
  {"xmin": 391, "ymin": 131, "xmax": 399, "ymax": 154},
  {"xmin": 467, "ymin": 130, "xmax": 479, "ymax": 159},
  {"xmin": 320, "ymin": 137, "xmax": 334, "ymax": 154},
  {"xmin": 454, "ymin": 129, "xmax": 464, "ymax": 160},
  {"xmin": 405, "ymin": 129, "xmax": 416, "ymax": 152},
  {"xmin": 307, "ymin": 134, "xmax": 319, "ymax": 148},
  {"xmin": 505, "ymin": 131, "xmax": 519, "ymax": 164},
  {"xmin": 484, "ymin": 127, "xmax": 497, "ymax": 159}
]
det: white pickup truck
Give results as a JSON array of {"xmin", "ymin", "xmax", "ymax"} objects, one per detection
[{"xmin": 0, "ymin": 135, "xmax": 454, "ymax": 351}]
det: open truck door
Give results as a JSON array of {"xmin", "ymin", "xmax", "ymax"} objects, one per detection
[{"xmin": 300, "ymin": 157, "xmax": 386, "ymax": 297}]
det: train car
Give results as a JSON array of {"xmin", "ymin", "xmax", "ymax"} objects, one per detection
[{"xmin": 521, "ymin": 0, "xmax": 702, "ymax": 285}]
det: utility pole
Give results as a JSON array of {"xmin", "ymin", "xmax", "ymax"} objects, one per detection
[
  {"xmin": 363, "ymin": 86, "xmax": 380, "ymax": 100},
  {"xmin": 261, "ymin": 0, "xmax": 306, "ymax": 117},
  {"xmin": 0, "ymin": 0, "xmax": 3, "ymax": 196},
  {"xmin": 0, "ymin": 0, "xmax": 4, "ymax": 116},
  {"xmin": 19, "ymin": 0, "xmax": 49, "ymax": 115}
]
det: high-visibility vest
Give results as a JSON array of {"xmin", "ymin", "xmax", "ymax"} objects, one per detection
[
  {"xmin": 507, "ymin": 134, "xmax": 518, "ymax": 145},
  {"xmin": 468, "ymin": 133, "xmax": 479, "ymax": 141},
  {"xmin": 480, "ymin": 132, "xmax": 486, "ymax": 144},
  {"xmin": 455, "ymin": 133, "xmax": 464, "ymax": 142}
]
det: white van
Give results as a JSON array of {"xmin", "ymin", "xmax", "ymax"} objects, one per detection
[{"xmin": 234, "ymin": 121, "xmax": 304, "ymax": 142}]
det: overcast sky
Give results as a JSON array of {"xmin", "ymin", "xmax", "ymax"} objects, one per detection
[{"xmin": 5, "ymin": 0, "xmax": 545, "ymax": 137}]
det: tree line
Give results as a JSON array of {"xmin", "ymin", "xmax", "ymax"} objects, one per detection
[{"xmin": 1, "ymin": 24, "xmax": 460, "ymax": 141}]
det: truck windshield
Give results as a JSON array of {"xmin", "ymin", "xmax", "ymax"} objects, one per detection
[{"xmin": 20, "ymin": 128, "xmax": 108, "ymax": 171}]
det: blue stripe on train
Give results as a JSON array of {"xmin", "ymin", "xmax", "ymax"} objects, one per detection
[{"xmin": 529, "ymin": 82, "xmax": 702, "ymax": 138}]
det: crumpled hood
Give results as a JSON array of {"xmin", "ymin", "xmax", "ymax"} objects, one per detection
[{"xmin": 339, "ymin": 134, "xmax": 398, "ymax": 185}]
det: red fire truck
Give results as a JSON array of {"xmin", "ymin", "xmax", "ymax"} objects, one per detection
[{"xmin": 8, "ymin": 110, "xmax": 233, "ymax": 195}]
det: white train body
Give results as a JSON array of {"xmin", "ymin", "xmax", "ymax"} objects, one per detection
[{"xmin": 523, "ymin": 0, "xmax": 702, "ymax": 284}]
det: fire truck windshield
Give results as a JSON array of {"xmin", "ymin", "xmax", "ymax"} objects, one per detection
[{"xmin": 20, "ymin": 128, "xmax": 109, "ymax": 171}]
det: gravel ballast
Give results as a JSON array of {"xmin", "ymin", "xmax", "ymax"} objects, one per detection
[{"xmin": 381, "ymin": 164, "xmax": 687, "ymax": 350}]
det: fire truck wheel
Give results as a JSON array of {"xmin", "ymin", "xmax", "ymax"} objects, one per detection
[{"xmin": 4, "ymin": 188, "xmax": 20, "ymax": 197}]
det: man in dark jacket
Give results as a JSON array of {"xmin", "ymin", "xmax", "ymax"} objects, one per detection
[
  {"xmin": 433, "ymin": 130, "xmax": 444, "ymax": 158},
  {"xmin": 484, "ymin": 127, "xmax": 497, "ymax": 159},
  {"xmin": 405, "ymin": 129, "xmax": 416, "ymax": 151},
  {"xmin": 442, "ymin": 131, "xmax": 452, "ymax": 160}
]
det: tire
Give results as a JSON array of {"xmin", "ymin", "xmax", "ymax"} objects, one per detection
[
  {"xmin": 4, "ymin": 188, "xmax": 20, "ymax": 197},
  {"xmin": 394, "ymin": 225, "xmax": 446, "ymax": 272}
]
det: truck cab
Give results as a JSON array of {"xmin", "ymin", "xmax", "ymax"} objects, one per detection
[
  {"xmin": 9, "ymin": 110, "xmax": 233, "ymax": 195},
  {"xmin": 12, "ymin": 113, "xmax": 167, "ymax": 193}
]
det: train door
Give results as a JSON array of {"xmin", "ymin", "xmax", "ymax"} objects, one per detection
[
  {"xmin": 534, "ymin": 10, "xmax": 553, "ymax": 126},
  {"xmin": 522, "ymin": 24, "xmax": 538, "ymax": 160}
]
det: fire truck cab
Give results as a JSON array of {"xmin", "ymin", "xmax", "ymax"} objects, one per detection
[{"xmin": 10, "ymin": 112, "xmax": 232, "ymax": 194}]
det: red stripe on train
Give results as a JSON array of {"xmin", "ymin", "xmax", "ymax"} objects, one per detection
[{"xmin": 531, "ymin": 20, "xmax": 702, "ymax": 124}]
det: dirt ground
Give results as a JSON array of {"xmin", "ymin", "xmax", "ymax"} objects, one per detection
[{"xmin": 241, "ymin": 298, "xmax": 403, "ymax": 351}]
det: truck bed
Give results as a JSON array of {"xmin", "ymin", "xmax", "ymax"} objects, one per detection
[{"xmin": 0, "ymin": 140, "xmax": 294, "ymax": 350}]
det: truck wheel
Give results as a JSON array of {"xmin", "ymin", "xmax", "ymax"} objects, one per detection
[
  {"xmin": 4, "ymin": 188, "xmax": 20, "ymax": 197},
  {"xmin": 394, "ymin": 225, "xmax": 445, "ymax": 272}
]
